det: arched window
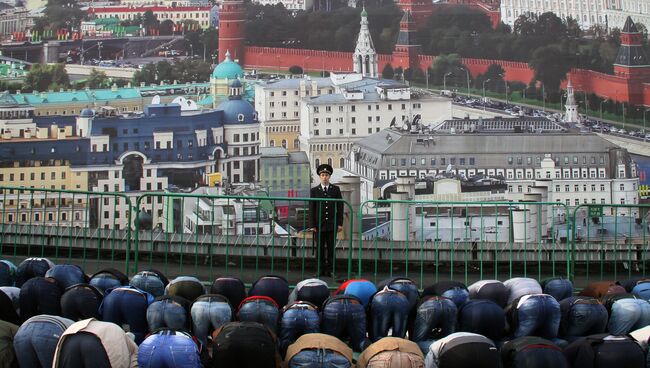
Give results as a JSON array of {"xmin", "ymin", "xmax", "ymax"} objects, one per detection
[
  {"xmin": 327, "ymin": 157, "xmax": 333, "ymax": 166},
  {"xmin": 293, "ymin": 139, "xmax": 300, "ymax": 149},
  {"xmin": 315, "ymin": 158, "xmax": 320, "ymax": 167},
  {"xmin": 281, "ymin": 139, "xmax": 287, "ymax": 148},
  {"xmin": 270, "ymin": 140, "xmax": 275, "ymax": 147},
  {"xmin": 237, "ymin": 113, "xmax": 244, "ymax": 122},
  {"xmin": 339, "ymin": 158, "xmax": 345, "ymax": 168}
]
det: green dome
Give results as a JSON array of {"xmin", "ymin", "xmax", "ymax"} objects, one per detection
[
  {"xmin": 212, "ymin": 50, "xmax": 244, "ymax": 79},
  {"xmin": 361, "ymin": 7, "xmax": 367, "ymax": 17}
]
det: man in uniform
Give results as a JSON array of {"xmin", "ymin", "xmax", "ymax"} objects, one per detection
[{"xmin": 309, "ymin": 164, "xmax": 343, "ymax": 278}]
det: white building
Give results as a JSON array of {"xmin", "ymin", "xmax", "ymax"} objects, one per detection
[
  {"xmin": 299, "ymin": 72, "xmax": 450, "ymax": 171},
  {"xmin": 255, "ymin": 76, "xmax": 335, "ymax": 151},
  {"xmin": 87, "ymin": 5, "xmax": 213, "ymax": 28},
  {"xmin": 346, "ymin": 118, "xmax": 640, "ymax": 219},
  {"xmin": 252, "ymin": 0, "xmax": 313, "ymax": 11},
  {"xmin": 500, "ymin": 0, "xmax": 604, "ymax": 29},
  {"xmin": 603, "ymin": 0, "xmax": 650, "ymax": 30}
]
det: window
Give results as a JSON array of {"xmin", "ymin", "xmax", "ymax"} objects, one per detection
[
  {"xmin": 314, "ymin": 130, "xmax": 319, "ymax": 136},
  {"xmin": 326, "ymin": 129, "xmax": 332, "ymax": 135},
  {"xmin": 352, "ymin": 129, "xmax": 356, "ymax": 135},
  {"xmin": 620, "ymin": 184, "xmax": 625, "ymax": 191},
  {"xmin": 555, "ymin": 185, "xmax": 560, "ymax": 192},
  {"xmin": 391, "ymin": 158, "xmax": 397, "ymax": 166},
  {"xmin": 469, "ymin": 157, "xmax": 475, "ymax": 165},
  {"xmin": 431, "ymin": 158, "xmax": 436, "ymax": 165}
]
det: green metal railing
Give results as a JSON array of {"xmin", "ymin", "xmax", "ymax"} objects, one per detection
[
  {"xmin": 0, "ymin": 186, "xmax": 133, "ymax": 276},
  {"xmin": 571, "ymin": 203, "xmax": 650, "ymax": 283},
  {"xmin": 133, "ymin": 192, "xmax": 354, "ymax": 284},
  {"xmin": 357, "ymin": 200, "xmax": 571, "ymax": 286},
  {"xmin": 2, "ymin": 185, "xmax": 650, "ymax": 288}
]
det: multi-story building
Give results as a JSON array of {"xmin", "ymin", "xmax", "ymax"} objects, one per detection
[
  {"xmin": 253, "ymin": 0, "xmax": 314, "ymax": 11},
  {"xmin": 0, "ymin": 7, "xmax": 30, "ymax": 37},
  {"xmin": 255, "ymin": 77, "xmax": 335, "ymax": 151},
  {"xmin": 299, "ymin": 72, "xmax": 450, "ymax": 172},
  {"xmin": 500, "ymin": 0, "xmax": 604, "ymax": 29},
  {"xmin": 346, "ymin": 117, "xmax": 640, "ymax": 216},
  {"xmin": 603, "ymin": 0, "xmax": 650, "ymax": 30},
  {"xmin": 0, "ymin": 80, "xmax": 260, "ymax": 230},
  {"xmin": 259, "ymin": 147, "xmax": 311, "ymax": 199},
  {"xmin": 87, "ymin": 5, "xmax": 214, "ymax": 28}
]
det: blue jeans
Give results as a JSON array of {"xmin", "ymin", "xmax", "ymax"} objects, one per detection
[
  {"xmin": 131, "ymin": 271, "xmax": 166, "ymax": 297},
  {"xmin": 0, "ymin": 260, "xmax": 16, "ymax": 286},
  {"xmin": 543, "ymin": 278, "xmax": 573, "ymax": 301},
  {"xmin": 378, "ymin": 278, "xmax": 420, "ymax": 311},
  {"xmin": 458, "ymin": 299, "xmax": 506, "ymax": 341},
  {"xmin": 90, "ymin": 273, "xmax": 123, "ymax": 293},
  {"xmin": 513, "ymin": 294, "xmax": 561, "ymax": 339},
  {"xmin": 288, "ymin": 349, "xmax": 352, "ymax": 368},
  {"xmin": 237, "ymin": 297, "xmax": 280, "ymax": 334},
  {"xmin": 411, "ymin": 296, "xmax": 457, "ymax": 350},
  {"xmin": 16, "ymin": 258, "xmax": 54, "ymax": 287},
  {"xmin": 559, "ymin": 297, "xmax": 608, "ymax": 338},
  {"xmin": 369, "ymin": 289, "xmax": 410, "ymax": 341},
  {"xmin": 442, "ymin": 287, "xmax": 470, "ymax": 308},
  {"xmin": 249, "ymin": 275, "xmax": 290, "ymax": 309},
  {"xmin": 166, "ymin": 276, "xmax": 205, "ymax": 302},
  {"xmin": 100, "ymin": 287, "xmax": 150, "ymax": 343},
  {"xmin": 509, "ymin": 346, "xmax": 569, "ymax": 368},
  {"xmin": 632, "ymin": 282, "xmax": 650, "ymax": 300},
  {"xmin": 608, "ymin": 298, "xmax": 650, "ymax": 335},
  {"xmin": 321, "ymin": 295, "xmax": 368, "ymax": 352},
  {"xmin": 468, "ymin": 280, "xmax": 508, "ymax": 308},
  {"xmin": 210, "ymin": 277, "xmax": 246, "ymax": 310},
  {"xmin": 146, "ymin": 297, "xmax": 188, "ymax": 331},
  {"xmin": 19, "ymin": 277, "xmax": 63, "ymax": 320},
  {"xmin": 191, "ymin": 294, "xmax": 233, "ymax": 346},
  {"xmin": 45, "ymin": 264, "xmax": 87, "ymax": 289},
  {"xmin": 14, "ymin": 316, "xmax": 74, "ymax": 368},
  {"xmin": 138, "ymin": 330, "xmax": 202, "ymax": 368},
  {"xmin": 280, "ymin": 304, "xmax": 321, "ymax": 354}
]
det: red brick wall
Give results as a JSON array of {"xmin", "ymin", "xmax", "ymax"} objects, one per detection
[{"xmin": 242, "ymin": 46, "xmax": 648, "ymax": 105}]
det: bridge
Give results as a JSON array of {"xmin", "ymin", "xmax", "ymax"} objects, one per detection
[
  {"xmin": 598, "ymin": 133, "xmax": 650, "ymax": 157},
  {"xmin": 0, "ymin": 36, "xmax": 185, "ymax": 63}
]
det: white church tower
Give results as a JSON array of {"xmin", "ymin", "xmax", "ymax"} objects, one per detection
[
  {"xmin": 564, "ymin": 79, "xmax": 579, "ymax": 123},
  {"xmin": 353, "ymin": 7, "xmax": 378, "ymax": 78}
]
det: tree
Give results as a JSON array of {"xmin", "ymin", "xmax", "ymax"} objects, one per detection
[
  {"xmin": 143, "ymin": 10, "xmax": 159, "ymax": 30},
  {"xmin": 382, "ymin": 64, "xmax": 394, "ymax": 79},
  {"xmin": 156, "ymin": 60, "xmax": 173, "ymax": 82},
  {"xmin": 133, "ymin": 63, "xmax": 157, "ymax": 86},
  {"xmin": 159, "ymin": 20, "xmax": 175, "ymax": 36},
  {"xmin": 24, "ymin": 64, "xmax": 70, "ymax": 92},
  {"xmin": 430, "ymin": 53, "xmax": 463, "ymax": 86},
  {"xmin": 199, "ymin": 28, "xmax": 219, "ymax": 61},
  {"xmin": 529, "ymin": 45, "xmax": 571, "ymax": 101},
  {"xmin": 289, "ymin": 65, "xmax": 303, "ymax": 75},
  {"xmin": 86, "ymin": 69, "xmax": 108, "ymax": 89},
  {"xmin": 32, "ymin": 0, "xmax": 86, "ymax": 33}
]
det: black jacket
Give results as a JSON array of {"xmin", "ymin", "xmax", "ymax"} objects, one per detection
[{"xmin": 309, "ymin": 184, "xmax": 343, "ymax": 232}]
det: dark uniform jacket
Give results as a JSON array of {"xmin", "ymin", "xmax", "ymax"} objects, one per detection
[{"xmin": 309, "ymin": 184, "xmax": 343, "ymax": 232}]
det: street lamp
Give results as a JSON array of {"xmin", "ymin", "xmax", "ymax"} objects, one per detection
[
  {"xmin": 482, "ymin": 78, "xmax": 491, "ymax": 111},
  {"xmin": 443, "ymin": 72, "xmax": 452, "ymax": 91},
  {"xmin": 457, "ymin": 67, "xmax": 470, "ymax": 98},
  {"xmin": 542, "ymin": 83, "xmax": 546, "ymax": 112},
  {"xmin": 643, "ymin": 106, "xmax": 648, "ymax": 142},
  {"xmin": 498, "ymin": 73, "xmax": 507, "ymax": 104},
  {"xmin": 600, "ymin": 98, "xmax": 608, "ymax": 123}
]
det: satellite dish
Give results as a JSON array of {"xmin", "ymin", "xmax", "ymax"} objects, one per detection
[
  {"xmin": 401, "ymin": 123, "xmax": 410, "ymax": 131},
  {"xmin": 151, "ymin": 95, "xmax": 161, "ymax": 105},
  {"xmin": 172, "ymin": 96, "xmax": 199, "ymax": 111}
]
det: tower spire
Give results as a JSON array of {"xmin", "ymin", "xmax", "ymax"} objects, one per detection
[
  {"xmin": 564, "ymin": 78, "xmax": 579, "ymax": 123},
  {"xmin": 353, "ymin": 7, "xmax": 378, "ymax": 78}
]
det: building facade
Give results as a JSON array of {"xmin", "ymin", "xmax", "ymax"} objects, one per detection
[
  {"xmin": 345, "ymin": 118, "xmax": 640, "ymax": 216},
  {"xmin": 253, "ymin": 0, "xmax": 314, "ymax": 11},
  {"xmin": 0, "ymin": 83, "xmax": 260, "ymax": 230},
  {"xmin": 299, "ymin": 72, "xmax": 450, "ymax": 172},
  {"xmin": 259, "ymin": 147, "xmax": 311, "ymax": 199},
  {"xmin": 255, "ymin": 77, "xmax": 335, "ymax": 152},
  {"xmin": 87, "ymin": 5, "xmax": 213, "ymax": 28}
]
